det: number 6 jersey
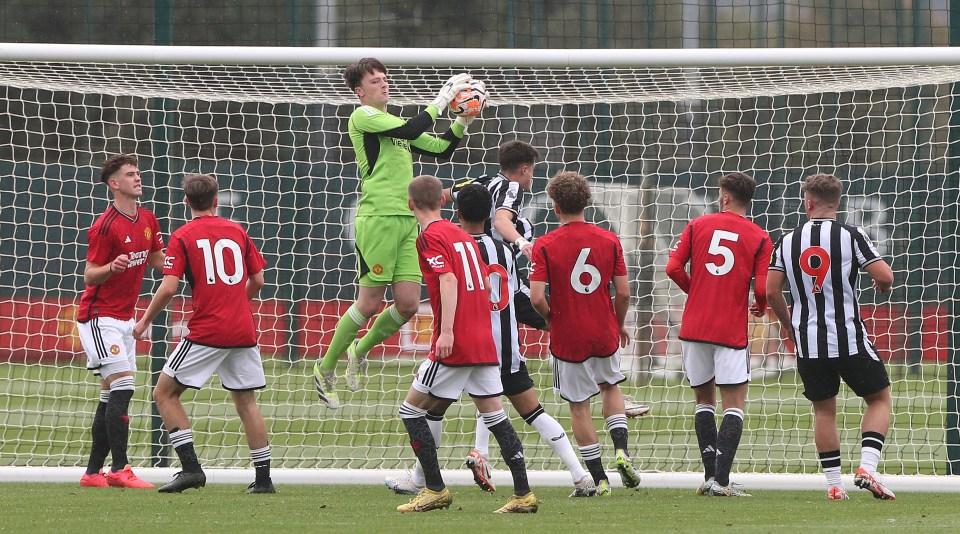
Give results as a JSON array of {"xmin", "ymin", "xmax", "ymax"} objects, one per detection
[
  {"xmin": 669, "ymin": 211, "xmax": 772, "ymax": 349},
  {"xmin": 530, "ymin": 221, "xmax": 627, "ymax": 363},
  {"xmin": 163, "ymin": 215, "xmax": 267, "ymax": 347}
]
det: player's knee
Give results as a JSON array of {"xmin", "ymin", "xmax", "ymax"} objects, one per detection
[{"xmin": 393, "ymin": 299, "xmax": 419, "ymax": 320}]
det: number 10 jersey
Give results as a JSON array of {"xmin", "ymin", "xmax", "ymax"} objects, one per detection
[{"xmin": 163, "ymin": 215, "xmax": 267, "ymax": 348}]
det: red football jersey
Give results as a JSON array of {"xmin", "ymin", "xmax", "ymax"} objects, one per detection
[
  {"xmin": 669, "ymin": 211, "xmax": 772, "ymax": 349},
  {"xmin": 529, "ymin": 221, "xmax": 627, "ymax": 362},
  {"xmin": 78, "ymin": 205, "xmax": 164, "ymax": 322},
  {"xmin": 416, "ymin": 219, "xmax": 498, "ymax": 366},
  {"xmin": 164, "ymin": 216, "xmax": 267, "ymax": 347}
]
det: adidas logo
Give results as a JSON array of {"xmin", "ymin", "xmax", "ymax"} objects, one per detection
[
  {"xmin": 124, "ymin": 236, "xmax": 131, "ymax": 243},
  {"xmin": 702, "ymin": 445, "xmax": 715, "ymax": 454}
]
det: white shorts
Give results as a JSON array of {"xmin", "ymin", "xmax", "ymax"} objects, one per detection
[
  {"xmin": 681, "ymin": 340, "xmax": 750, "ymax": 388},
  {"xmin": 163, "ymin": 339, "xmax": 266, "ymax": 391},
  {"xmin": 412, "ymin": 359, "xmax": 503, "ymax": 401},
  {"xmin": 552, "ymin": 352, "xmax": 626, "ymax": 403},
  {"xmin": 76, "ymin": 317, "xmax": 137, "ymax": 378}
]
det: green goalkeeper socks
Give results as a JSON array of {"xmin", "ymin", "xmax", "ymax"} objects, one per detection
[
  {"xmin": 356, "ymin": 305, "xmax": 409, "ymax": 356},
  {"xmin": 319, "ymin": 304, "xmax": 368, "ymax": 373}
]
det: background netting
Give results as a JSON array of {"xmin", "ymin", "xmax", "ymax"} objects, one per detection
[{"xmin": 0, "ymin": 58, "xmax": 956, "ymax": 475}]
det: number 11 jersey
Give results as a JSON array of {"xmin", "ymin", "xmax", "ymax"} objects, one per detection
[
  {"xmin": 530, "ymin": 221, "xmax": 627, "ymax": 363},
  {"xmin": 163, "ymin": 215, "xmax": 267, "ymax": 348}
]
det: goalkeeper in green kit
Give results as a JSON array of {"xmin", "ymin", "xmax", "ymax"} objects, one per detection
[{"xmin": 314, "ymin": 58, "xmax": 477, "ymax": 408}]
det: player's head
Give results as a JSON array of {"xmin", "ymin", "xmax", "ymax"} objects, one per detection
[
  {"xmin": 456, "ymin": 183, "xmax": 493, "ymax": 224},
  {"xmin": 717, "ymin": 172, "xmax": 757, "ymax": 211},
  {"xmin": 408, "ymin": 174, "xmax": 444, "ymax": 211},
  {"xmin": 546, "ymin": 171, "xmax": 591, "ymax": 215},
  {"xmin": 498, "ymin": 140, "xmax": 540, "ymax": 191},
  {"xmin": 183, "ymin": 173, "xmax": 219, "ymax": 212},
  {"xmin": 802, "ymin": 173, "xmax": 843, "ymax": 212},
  {"xmin": 344, "ymin": 57, "xmax": 389, "ymax": 106},
  {"xmin": 100, "ymin": 153, "xmax": 142, "ymax": 198}
]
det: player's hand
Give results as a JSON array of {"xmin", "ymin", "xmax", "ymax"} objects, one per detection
[
  {"xmin": 429, "ymin": 73, "xmax": 472, "ymax": 111},
  {"xmin": 110, "ymin": 254, "xmax": 130, "ymax": 274},
  {"xmin": 872, "ymin": 280, "xmax": 891, "ymax": 294},
  {"xmin": 519, "ymin": 242, "xmax": 533, "ymax": 260},
  {"xmin": 132, "ymin": 320, "xmax": 150, "ymax": 341},
  {"xmin": 455, "ymin": 115, "xmax": 475, "ymax": 129},
  {"xmin": 435, "ymin": 331, "xmax": 454, "ymax": 359},
  {"xmin": 749, "ymin": 301, "xmax": 765, "ymax": 317},
  {"xmin": 619, "ymin": 326, "xmax": 630, "ymax": 348}
]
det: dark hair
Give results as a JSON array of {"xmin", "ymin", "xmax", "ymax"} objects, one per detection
[
  {"xmin": 546, "ymin": 171, "xmax": 591, "ymax": 214},
  {"xmin": 498, "ymin": 140, "xmax": 540, "ymax": 173},
  {"xmin": 802, "ymin": 173, "xmax": 843, "ymax": 205},
  {"xmin": 456, "ymin": 184, "xmax": 493, "ymax": 224},
  {"xmin": 408, "ymin": 175, "xmax": 443, "ymax": 210},
  {"xmin": 717, "ymin": 172, "xmax": 757, "ymax": 205},
  {"xmin": 343, "ymin": 57, "xmax": 388, "ymax": 91},
  {"xmin": 100, "ymin": 154, "xmax": 138, "ymax": 184},
  {"xmin": 183, "ymin": 173, "xmax": 219, "ymax": 211}
]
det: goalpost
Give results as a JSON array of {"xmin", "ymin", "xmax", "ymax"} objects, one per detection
[{"xmin": 0, "ymin": 43, "xmax": 957, "ymax": 491}]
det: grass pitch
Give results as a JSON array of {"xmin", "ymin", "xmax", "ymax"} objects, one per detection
[{"xmin": 1, "ymin": 483, "xmax": 958, "ymax": 534}]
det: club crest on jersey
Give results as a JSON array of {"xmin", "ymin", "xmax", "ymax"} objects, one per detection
[
  {"xmin": 372, "ymin": 264, "xmax": 384, "ymax": 275},
  {"xmin": 110, "ymin": 344, "xmax": 120, "ymax": 355},
  {"xmin": 144, "ymin": 228, "xmax": 152, "ymax": 240},
  {"xmin": 426, "ymin": 255, "xmax": 445, "ymax": 270}
]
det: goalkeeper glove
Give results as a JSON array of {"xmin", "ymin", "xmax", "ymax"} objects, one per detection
[
  {"xmin": 429, "ymin": 73, "xmax": 473, "ymax": 113},
  {"xmin": 455, "ymin": 115, "xmax": 475, "ymax": 129}
]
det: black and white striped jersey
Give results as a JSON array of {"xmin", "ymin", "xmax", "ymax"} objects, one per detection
[
  {"xmin": 471, "ymin": 232, "xmax": 524, "ymax": 373},
  {"xmin": 452, "ymin": 173, "xmax": 534, "ymax": 246},
  {"xmin": 770, "ymin": 218, "xmax": 884, "ymax": 360}
]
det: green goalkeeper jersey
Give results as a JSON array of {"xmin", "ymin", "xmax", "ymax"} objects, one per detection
[{"xmin": 348, "ymin": 104, "xmax": 466, "ymax": 217}]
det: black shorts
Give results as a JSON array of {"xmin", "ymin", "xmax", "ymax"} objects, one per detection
[
  {"xmin": 501, "ymin": 361, "xmax": 536, "ymax": 397},
  {"xmin": 513, "ymin": 289, "xmax": 547, "ymax": 330},
  {"xmin": 797, "ymin": 353, "xmax": 890, "ymax": 402}
]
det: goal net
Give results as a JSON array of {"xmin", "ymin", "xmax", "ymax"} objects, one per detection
[{"xmin": 0, "ymin": 44, "xmax": 956, "ymax": 481}]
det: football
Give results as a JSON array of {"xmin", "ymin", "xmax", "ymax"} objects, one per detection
[{"xmin": 449, "ymin": 80, "xmax": 487, "ymax": 117}]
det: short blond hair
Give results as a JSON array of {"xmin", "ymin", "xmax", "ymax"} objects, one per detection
[
  {"xmin": 802, "ymin": 173, "xmax": 843, "ymax": 206},
  {"xmin": 408, "ymin": 175, "xmax": 443, "ymax": 210}
]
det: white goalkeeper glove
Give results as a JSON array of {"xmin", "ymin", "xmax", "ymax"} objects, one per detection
[
  {"xmin": 429, "ymin": 73, "xmax": 473, "ymax": 112},
  {"xmin": 455, "ymin": 115, "xmax": 474, "ymax": 129}
]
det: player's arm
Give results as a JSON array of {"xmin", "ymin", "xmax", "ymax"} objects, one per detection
[
  {"xmin": 664, "ymin": 257, "xmax": 690, "ymax": 294},
  {"xmin": 864, "ymin": 259, "xmax": 893, "ymax": 294},
  {"xmin": 147, "ymin": 250, "xmax": 166, "ymax": 271},
  {"xmin": 133, "ymin": 274, "xmax": 180, "ymax": 340},
  {"xmin": 493, "ymin": 209, "xmax": 534, "ymax": 259},
  {"xmin": 247, "ymin": 270, "xmax": 265, "ymax": 300},
  {"xmin": 84, "ymin": 256, "xmax": 131, "ymax": 286},
  {"xmin": 765, "ymin": 270, "xmax": 793, "ymax": 344},
  {"xmin": 529, "ymin": 280, "xmax": 549, "ymax": 325},
  {"xmin": 435, "ymin": 272, "xmax": 458, "ymax": 359},
  {"xmin": 410, "ymin": 118, "xmax": 470, "ymax": 160},
  {"xmin": 613, "ymin": 274, "xmax": 631, "ymax": 347},
  {"xmin": 665, "ymin": 224, "xmax": 693, "ymax": 293},
  {"xmin": 750, "ymin": 238, "xmax": 773, "ymax": 317}
]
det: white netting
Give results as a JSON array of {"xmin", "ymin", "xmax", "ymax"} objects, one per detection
[{"xmin": 0, "ymin": 52, "xmax": 956, "ymax": 476}]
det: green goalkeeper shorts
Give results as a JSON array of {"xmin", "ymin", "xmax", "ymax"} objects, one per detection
[{"xmin": 354, "ymin": 215, "xmax": 422, "ymax": 287}]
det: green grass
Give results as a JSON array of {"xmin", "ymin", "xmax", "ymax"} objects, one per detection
[
  {"xmin": 0, "ymin": 357, "xmax": 952, "ymax": 475},
  {"xmin": 1, "ymin": 484, "xmax": 959, "ymax": 533}
]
